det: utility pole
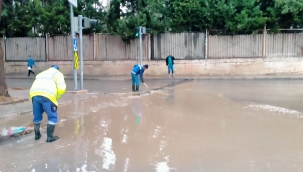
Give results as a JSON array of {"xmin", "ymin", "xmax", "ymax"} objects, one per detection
[
  {"xmin": 69, "ymin": 0, "xmax": 78, "ymax": 91},
  {"xmin": 139, "ymin": 26, "xmax": 142, "ymax": 65},
  {"xmin": 79, "ymin": 15, "xmax": 84, "ymax": 90},
  {"xmin": 73, "ymin": 16, "xmax": 97, "ymax": 90}
]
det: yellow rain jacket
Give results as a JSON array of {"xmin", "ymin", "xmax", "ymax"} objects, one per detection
[{"xmin": 30, "ymin": 68, "xmax": 66, "ymax": 106}]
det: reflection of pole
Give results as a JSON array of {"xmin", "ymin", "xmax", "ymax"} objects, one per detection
[
  {"xmin": 70, "ymin": 4, "xmax": 77, "ymax": 90},
  {"xmin": 79, "ymin": 15, "xmax": 84, "ymax": 90},
  {"xmin": 139, "ymin": 26, "xmax": 142, "ymax": 65},
  {"xmin": 74, "ymin": 101, "xmax": 79, "ymax": 167}
]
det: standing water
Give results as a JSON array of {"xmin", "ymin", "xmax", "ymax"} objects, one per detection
[{"xmin": 1, "ymin": 79, "xmax": 303, "ymax": 172}]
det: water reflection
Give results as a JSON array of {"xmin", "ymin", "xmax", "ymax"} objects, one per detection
[
  {"xmin": 166, "ymin": 81, "xmax": 175, "ymax": 105},
  {"xmin": 166, "ymin": 87, "xmax": 174, "ymax": 105},
  {"xmin": 131, "ymin": 97, "xmax": 143, "ymax": 125},
  {"xmin": 94, "ymin": 115, "xmax": 116, "ymax": 171}
]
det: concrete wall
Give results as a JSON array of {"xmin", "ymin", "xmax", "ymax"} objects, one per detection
[{"xmin": 4, "ymin": 57, "xmax": 303, "ymax": 76}]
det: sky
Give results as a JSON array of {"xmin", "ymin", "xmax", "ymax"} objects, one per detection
[{"xmin": 99, "ymin": 0, "xmax": 109, "ymax": 7}]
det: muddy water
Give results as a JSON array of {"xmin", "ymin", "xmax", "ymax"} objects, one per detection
[
  {"xmin": 6, "ymin": 79, "xmax": 170, "ymax": 93},
  {"xmin": 1, "ymin": 80, "xmax": 303, "ymax": 172}
]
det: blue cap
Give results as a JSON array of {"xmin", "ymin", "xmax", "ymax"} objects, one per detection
[{"xmin": 51, "ymin": 64, "xmax": 60, "ymax": 70}]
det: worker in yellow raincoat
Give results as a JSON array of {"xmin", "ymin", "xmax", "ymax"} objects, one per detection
[{"xmin": 30, "ymin": 64, "xmax": 66, "ymax": 143}]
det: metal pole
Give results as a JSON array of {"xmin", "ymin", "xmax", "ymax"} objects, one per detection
[
  {"xmin": 79, "ymin": 15, "xmax": 84, "ymax": 90},
  {"xmin": 262, "ymin": 25, "xmax": 266, "ymax": 58},
  {"xmin": 70, "ymin": 4, "xmax": 78, "ymax": 90},
  {"xmin": 205, "ymin": 28, "xmax": 208, "ymax": 59},
  {"xmin": 139, "ymin": 26, "xmax": 142, "ymax": 65}
]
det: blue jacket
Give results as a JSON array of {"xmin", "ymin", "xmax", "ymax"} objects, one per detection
[
  {"xmin": 27, "ymin": 58, "xmax": 36, "ymax": 68},
  {"xmin": 131, "ymin": 65, "xmax": 145, "ymax": 82}
]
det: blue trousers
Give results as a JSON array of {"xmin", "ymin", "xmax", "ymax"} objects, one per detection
[
  {"xmin": 131, "ymin": 73, "xmax": 140, "ymax": 86},
  {"xmin": 32, "ymin": 96, "xmax": 58, "ymax": 125},
  {"xmin": 168, "ymin": 65, "xmax": 174, "ymax": 74}
]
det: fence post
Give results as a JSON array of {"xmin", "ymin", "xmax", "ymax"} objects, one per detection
[
  {"xmin": 205, "ymin": 29, "xmax": 208, "ymax": 59},
  {"xmin": 93, "ymin": 32, "xmax": 96, "ymax": 61},
  {"xmin": 150, "ymin": 34, "xmax": 154, "ymax": 61},
  {"xmin": 45, "ymin": 34, "xmax": 48, "ymax": 61},
  {"xmin": 146, "ymin": 34, "xmax": 150, "ymax": 61},
  {"xmin": 148, "ymin": 34, "xmax": 151, "ymax": 61},
  {"xmin": 262, "ymin": 25, "xmax": 267, "ymax": 57}
]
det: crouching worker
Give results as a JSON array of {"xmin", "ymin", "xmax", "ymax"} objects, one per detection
[
  {"xmin": 131, "ymin": 64, "xmax": 148, "ymax": 91},
  {"xmin": 29, "ymin": 64, "xmax": 66, "ymax": 143}
]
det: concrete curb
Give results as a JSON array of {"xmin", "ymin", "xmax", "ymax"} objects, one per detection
[
  {"xmin": 0, "ymin": 98, "xmax": 29, "ymax": 105},
  {"xmin": 0, "ymin": 97, "xmax": 93, "ymax": 121},
  {"xmin": 6, "ymin": 75, "xmax": 303, "ymax": 81},
  {"xmin": 187, "ymin": 77, "xmax": 303, "ymax": 80},
  {"xmin": 66, "ymin": 90, "xmax": 89, "ymax": 94}
]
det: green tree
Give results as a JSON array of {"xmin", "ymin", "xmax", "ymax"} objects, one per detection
[
  {"xmin": 0, "ymin": 0, "xmax": 14, "ymax": 36},
  {"xmin": 225, "ymin": 0, "xmax": 266, "ymax": 34},
  {"xmin": 7, "ymin": 1, "xmax": 32, "ymax": 37},
  {"xmin": 75, "ymin": 0, "xmax": 107, "ymax": 34},
  {"xmin": 0, "ymin": 0, "xmax": 10, "ymax": 97},
  {"xmin": 274, "ymin": 0, "xmax": 303, "ymax": 29},
  {"xmin": 24, "ymin": 0, "xmax": 46, "ymax": 36},
  {"xmin": 40, "ymin": 0, "xmax": 70, "ymax": 35}
]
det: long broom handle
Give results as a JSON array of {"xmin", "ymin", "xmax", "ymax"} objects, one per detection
[{"xmin": 21, "ymin": 122, "xmax": 32, "ymax": 134}]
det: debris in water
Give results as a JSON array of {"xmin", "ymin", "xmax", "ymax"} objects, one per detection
[
  {"xmin": 0, "ymin": 126, "xmax": 33, "ymax": 141},
  {"xmin": 1, "ymin": 127, "xmax": 25, "ymax": 137}
]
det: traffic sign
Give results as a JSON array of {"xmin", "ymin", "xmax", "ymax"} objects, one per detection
[
  {"xmin": 68, "ymin": 0, "xmax": 77, "ymax": 7},
  {"xmin": 73, "ymin": 38, "xmax": 78, "ymax": 51}
]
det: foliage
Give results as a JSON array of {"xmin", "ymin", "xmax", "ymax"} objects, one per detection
[{"xmin": 0, "ymin": 0, "xmax": 302, "ymax": 38}]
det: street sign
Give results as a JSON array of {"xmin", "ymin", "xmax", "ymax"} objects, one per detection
[
  {"xmin": 68, "ymin": 0, "xmax": 77, "ymax": 7},
  {"xmin": 73, "ymin": 38, "xmax": 78, "ymax": 51}
]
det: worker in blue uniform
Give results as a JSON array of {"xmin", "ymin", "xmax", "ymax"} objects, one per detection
[{"xmin": 131, "ymin": 64, "xmax": 148, "ymax": 91}]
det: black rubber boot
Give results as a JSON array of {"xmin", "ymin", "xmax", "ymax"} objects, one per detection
[
  {"xmin": 46, "ymin": 124, "xmax": 59, "ymax": 143},
  {"xmin": 132, "ymin": 85, "xmax": 135, "ymax": 91},
  {"xmin": 34, "ymin": 123, "xmax": 42, "ymax": 140},
  {"xmin": 136, "ymin": 85, "xmax": 139, "ymax": 91}
]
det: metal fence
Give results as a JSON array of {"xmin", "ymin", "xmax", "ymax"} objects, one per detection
[
  {"xmin": 2, "ymin": 33, "xmax": 303, "ymax": 61},
  {"xmin": 208, "ymin": 34, "xmax": 263, "ymax": 58},
  {"xmin": 5, "ymin": 37, "xmax": 45, "ymax": 61},
  {"xmin": 266, "ymin": 33, "xmax": 303, "ymax": 57},
  {"xmin": 95, "ymin": 34, "xmax": 149, "ymax": 61},
  {"xmin": 47, "ymin": 35, "xmax": 71, "ymax": 61},
  {"xmin": 151, "ymin": 33, "xmax": 205, "ymax": 60},
  {"xmin": 47, "ymin": 34, "xmax": 94, "ymax": 61}
]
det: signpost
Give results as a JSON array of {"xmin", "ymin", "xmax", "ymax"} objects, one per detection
[
  {"xmin": 77, "ymin": 16, "xmax": 97, "ymax": 90},
  {"xmin": 68, "ymin": 0, "xmax": 77, "ymax": 7},
  {"xmin": 78, "ymin": 15, "xmax": 84, "ymax": 90},
  {"xmin": 69, "ymin": 0, "xmax": 77, "ymax": 90},
  {"xmin": 68, "ymin": 0, "xmax": 96, "ymax": 90}
]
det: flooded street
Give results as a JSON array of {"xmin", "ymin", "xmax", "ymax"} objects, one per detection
[{"xmin": 1, "ymin": 79, "xmax": 303, "ymax": 172}]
